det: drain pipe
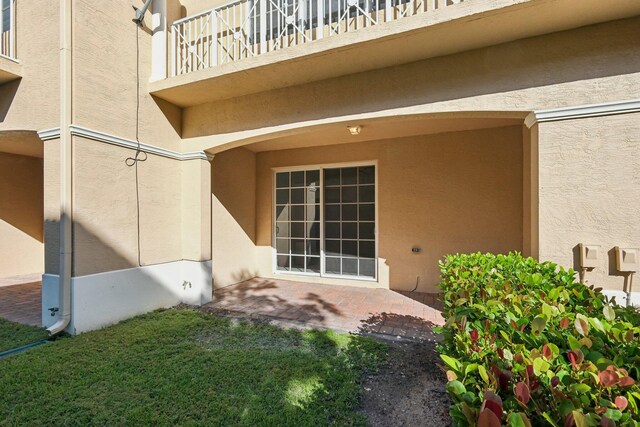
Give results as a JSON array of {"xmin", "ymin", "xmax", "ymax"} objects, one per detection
[
  {"xmin": 624, "ymin": 272, "xmax": 634, "ymax": 308},
  {"xmin": 48, "ymin": 0, "xmax": 73, "ymax": 335}
]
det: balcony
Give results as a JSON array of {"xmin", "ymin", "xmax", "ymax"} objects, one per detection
[
  {"xmin": 170, "ymin": 0, "xmax": 462, "ymax": 77},
  {"xmin": 150, "ymin": 0, "xmax": 640, "ymax": 107},
  {"xmin": 1, "ymin": 0, "xmax": 15, "ymax": 60},
  {"xmin": 0, "ymin": 0, "xmax": 19, "ymax": 84}
]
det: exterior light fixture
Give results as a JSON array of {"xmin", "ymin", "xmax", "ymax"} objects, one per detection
[{"xmin": 347, "ymin": 125, "xmax": 362, "ymax": 135}]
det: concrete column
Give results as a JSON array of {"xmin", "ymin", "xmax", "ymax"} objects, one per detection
[
  {"xmin": 522, "ymin": 123, "xmax": 539, "ymax": 259},
  {"xmin": 181, "ymin": 157, "xmax": 213, "ymax": 305},
  {"xmin": 181, "ymin": 158, "xmax": 212, "ymax": 262},
  {"xmin": 150, "ymin": 0, "xmax": 167, "ymax": 82}
]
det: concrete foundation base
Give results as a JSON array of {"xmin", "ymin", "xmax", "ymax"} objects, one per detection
[{"xmin": 42, "ymin": 260, "xmax": 212, "ymax": 334}]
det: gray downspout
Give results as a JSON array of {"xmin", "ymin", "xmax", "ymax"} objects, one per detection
[{"xmin": 48, "ymin": 0, "xmax": 72, "ymax": 335}]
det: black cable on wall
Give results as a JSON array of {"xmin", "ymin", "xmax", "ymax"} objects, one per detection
[{"xmin": 125, "ymin": 23, "xmax": 147, "ymax": 267}]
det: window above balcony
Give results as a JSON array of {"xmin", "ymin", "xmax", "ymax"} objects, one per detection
[{"xmin": 149, "ymin": 0, "xmax": 640, "ymax": 107}]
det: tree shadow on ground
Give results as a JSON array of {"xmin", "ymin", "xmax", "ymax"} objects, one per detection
[{"xmin": 207, "ymin": 278, "xmax": 342, "ymax": 325}]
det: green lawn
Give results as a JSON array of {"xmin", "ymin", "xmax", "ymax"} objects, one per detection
[
  {"xmin": 0, "ymin": 318, "xmax": 48, "ymax": 353},
  {"xmin": 0, "ymin": 309, "xmax": 386, "ymax": 426}
]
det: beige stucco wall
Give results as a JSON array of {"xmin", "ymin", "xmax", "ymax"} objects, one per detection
[
  {"xmin": 0, "ymin": 152, "xmax": 43, "ymax": 277},
  {"xmin": 212, "ymin": 126, "xmax": 523, "ymax": 292},
  {"xmin": 0, "ymin": 1, "xmax": 59, "ymax": 131},
  {"xmin": 72, "ymin": 0, "xmax": 182, "ymax": 151},
  {"xmin": 182, "ymin": 16, "xmax": 640, "ymax": 151},
  {"xmin": 537, "ymin": 113, "xmax": 640, "ymax": 294},
  {"xmin": 211, "ymin": 147, "xmax": 257, "ymax": 288},
  {"xmin": 70, "ymin": 136, "xmax": 183, "ymax": 276},
  {"xmin": 44, "ymin": 135, "xmax": 213, "ymax": 278}
]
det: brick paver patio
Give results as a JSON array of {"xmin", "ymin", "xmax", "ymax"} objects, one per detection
[
  {"xmin": 0, "ymin": 281, "xmax": 42, "ymax": 326},
  {"xmin": 203, "ymin": 278, "xmax": 445, "ymax": 341},
  {"xmin": 0, "ymin": 276, "xmax": 446, "ymax": 338}
]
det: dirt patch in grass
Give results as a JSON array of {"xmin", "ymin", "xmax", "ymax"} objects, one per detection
[
  {"xmin": 202, "ymin": 304, "xmax": 451, "ymax": 425},
  {"xmin": 359, "ymin": 339, "xmax": 451, "ymax": 426}
]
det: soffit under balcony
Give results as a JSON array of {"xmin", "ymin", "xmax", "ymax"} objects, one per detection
[
  {"xmin": 0, "ymin": 56, "xmax": 21, "ymax": 85},
  {"xmin": 0, "ymin": 131, "xmax": 43, "ymax": 158}
]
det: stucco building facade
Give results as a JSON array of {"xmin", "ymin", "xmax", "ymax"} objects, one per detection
[{"xmin": 0, "ymin": 0, "xmax": 639, "ymax": 333}]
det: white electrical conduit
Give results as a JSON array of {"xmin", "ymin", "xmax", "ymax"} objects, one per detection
[
  {"xmin": 625, "ymin": 272, "xmax": 634, "ymax": 308},
  {"xmin": 47, "ymin": 0, "xmax": 73, "ymax": 335}
]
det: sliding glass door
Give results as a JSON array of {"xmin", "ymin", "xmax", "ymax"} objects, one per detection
[
  {"xmin": 323, "ymin": 166, "xmax": 376, "ymax": 279},
  {"xmin": 274, "ymin": 164, "xmax": 376, "ymax": 280},
  {"xmin": 275, "ymin": 169, "xmax": 321, "ymax": 273}
]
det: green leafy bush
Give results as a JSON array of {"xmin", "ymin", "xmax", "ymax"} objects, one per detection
[{"xmin": 434, "ymin": 252, "xmax": 640, "ymax": 427}]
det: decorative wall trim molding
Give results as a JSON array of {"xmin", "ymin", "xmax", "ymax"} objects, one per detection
[
  {"xmin": 37, "ymin": 125, "xmax": 210, "ymax": 161},
  {"xmin": 37, "ymin": 128, "xmax": 60, "ymax": 141},
  {"xmin": 525, "ymin": 99, "xmax": 640, "ymax": 128}
]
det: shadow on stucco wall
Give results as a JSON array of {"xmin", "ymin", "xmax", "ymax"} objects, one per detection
[
  {"xmin": 44, "ymin": 218, "xmax": 158, "ymax": 277},
  {"xmin": 0, "ymin": 80, "xmax": 19, "ymax": 122},
  {"xmin": 211, "ymin": 149, "xmax": 257, "ymax": 243},
  {"xmin": 151, "ymin": 95, "xmax": 182, "ymax": 136}
]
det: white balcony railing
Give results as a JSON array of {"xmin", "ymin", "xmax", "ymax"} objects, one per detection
[
  {"xmin": 1, "ymin": 0, "xmax": 15, "ymax": 60},
  {"xmin": 171, "ymin": 0, "xmax": 462, "ymax": 76}
]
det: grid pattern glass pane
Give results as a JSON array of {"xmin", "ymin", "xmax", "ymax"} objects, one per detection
[
  {"xmin": 323, "ymin": 166, "xmax": 376, "ymax": 279},
  {"xmin": 275, "ymin": 170, "xmax": 320, "ymax": 273},
  {"xmin": 1, "ymin": 0, "xmax": 9, "ymax": 31}
]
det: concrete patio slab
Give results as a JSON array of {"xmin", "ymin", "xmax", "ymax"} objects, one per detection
[
  {"xmin": 0, "ymin": 281, "xmax": 42, "ymax": 326},
  {"xmin": 203, "ymin": 278, "xmax": 445, "ymax": 341}
]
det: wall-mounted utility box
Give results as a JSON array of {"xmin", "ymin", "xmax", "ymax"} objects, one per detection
[
  {"xmin": 615, "ymin": 246, "xmax": 639, "ymax": 273},
  {"xmin": 578, "ymin": 244, "xmax": 600, "ymax": 269}
]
